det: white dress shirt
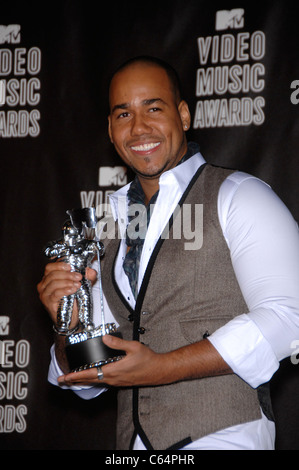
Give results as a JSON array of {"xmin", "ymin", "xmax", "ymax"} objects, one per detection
[{"xmin": 48, "ymin": 151, "xmax": 299, "ymax": 450}]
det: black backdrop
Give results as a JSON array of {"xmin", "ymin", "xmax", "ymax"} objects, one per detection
[{"xmin": 1, "ymin": 0, "xmax": 299, "ymax": 450}]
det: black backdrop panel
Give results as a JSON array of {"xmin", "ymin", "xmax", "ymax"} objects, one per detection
[{"xmin": 1, "ymin": 0, "xmax": 299, "ymax": 449}]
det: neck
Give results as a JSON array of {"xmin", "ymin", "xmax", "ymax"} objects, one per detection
[
  {"xmin": 134, "ymin": 140, "xmax": 194, "ymax": 204},
  {"xmin": 137, "ymin": 176, "xmax": 159, "ymax": 205}
]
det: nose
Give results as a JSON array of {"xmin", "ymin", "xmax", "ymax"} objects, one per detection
[{"xmin": 130, "ymin": 113, "xmax": 152, "ymax": 136}]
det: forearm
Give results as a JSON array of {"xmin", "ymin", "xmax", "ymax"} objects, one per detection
[
  {"xmin": 156, "ymin": 338, "xmax": 232, "ymax": 385},
  {"xmin": 54, "ymin": 334, "xmax": 71, "ymax": 375}
]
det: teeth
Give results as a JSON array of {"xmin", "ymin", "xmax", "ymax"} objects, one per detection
[{"xmin": 131, "ymin": 142, "xmax": 160, "ymax": 151}]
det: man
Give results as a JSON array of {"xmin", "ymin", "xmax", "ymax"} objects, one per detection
[{"xmin": 38, "ymin": 56, "xmax": 299, "ymax": 450}]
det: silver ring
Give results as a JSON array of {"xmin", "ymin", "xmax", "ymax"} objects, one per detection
[{"xmin": 97, "ymin": 366, "xmax": 104, "ymax": 381}]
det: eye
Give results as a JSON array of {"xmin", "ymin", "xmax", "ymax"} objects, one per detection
[
  {"xmin": 149, "ymin": 107, "xmax": 161, "ymax": 113},
  {"xmin": 117, "ymin": 111, "xmax": 130, "ymax": 119}
]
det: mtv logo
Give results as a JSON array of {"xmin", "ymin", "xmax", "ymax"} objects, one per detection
[
  {"xmin": 0, "ymin": 24, "xmax": 21, "ymax": 44},
  {"xmin": 98, "ymin": 166, "xmax": 127, "ymax": 187},
  {"xmin": 215, "ymin": 9, "xmax": 244, "ymax": 31},
  {"xmin": 0, "ymin": 316, "xmax": 10, "ymax": 335}
]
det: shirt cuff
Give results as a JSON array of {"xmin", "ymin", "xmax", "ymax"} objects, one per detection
[
  {"xmin": 208, "ymin": 314, "xmax": 279, "ymax": 388},
  {"xmin": 48, "ymin": 345, "xmax": 106, "ymax": 400}
]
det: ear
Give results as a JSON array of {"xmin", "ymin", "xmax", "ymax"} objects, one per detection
[
  {"xmin": 178, "ymin": 100, "xmax": 191, "ymax": 131},
  {"xmin": 108, "ymin": 115, "xmax": 113, "ymax": 143}
]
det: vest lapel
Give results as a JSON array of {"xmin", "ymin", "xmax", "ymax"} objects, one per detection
[{"xmin": 134, "ymin": 163, "xmax": 207, "ymax": 326}]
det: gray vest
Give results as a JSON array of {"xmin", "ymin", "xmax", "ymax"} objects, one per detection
[{"xmin": 101, "ymin": 164, "xmax": 273, "ymax": 450}]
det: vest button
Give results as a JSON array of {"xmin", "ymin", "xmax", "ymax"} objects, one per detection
[
  {"xmin": 128, "ymin": 314, "xmax": 134, "ymax": 322},
  {"xmin": 203, "ymin": 330, "xmax": 210, "ymax": 339},
  {"xmin": 138, "ymin": 327, "xmax": 146, "ymax": 334}
]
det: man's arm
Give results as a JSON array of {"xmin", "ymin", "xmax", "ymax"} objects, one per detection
[
  {"xmin": 57, "ymin": 333, "xmax": 232, "ymax": 387},
  {"xmin": 211, "ymin": 174, "xmax": 299, "ymax": 387}
]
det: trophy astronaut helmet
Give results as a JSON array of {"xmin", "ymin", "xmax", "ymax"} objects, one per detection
[{"xmin": 62, "ymin": 220, "xmax": 83, "ymax": 245}]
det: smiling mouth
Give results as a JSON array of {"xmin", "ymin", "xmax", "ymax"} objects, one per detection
[{"xmin": 130, "ymin": 142, "xmax": 161, "ymax": 152}]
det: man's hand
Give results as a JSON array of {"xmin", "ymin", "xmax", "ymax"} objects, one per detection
[
  {"xmin": 37, "ymin": 262, "xmax": 97, "ymax": 327},
  {"xmin": 57, "ymin": 334, "xmax": 164, "ymax": 387},
  {"xmin": 57, "ymin": 334, "xmax": 232, "ymax": 388}
]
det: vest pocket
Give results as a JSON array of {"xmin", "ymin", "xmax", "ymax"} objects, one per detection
[{"xmin": 179, "ymin": 316, "xmax": 233, "ymax": 343}]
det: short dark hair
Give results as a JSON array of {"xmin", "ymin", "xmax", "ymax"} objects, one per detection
[{"xmin": 111, "ymin": 56, "xmax": 183, "ymax": 103}]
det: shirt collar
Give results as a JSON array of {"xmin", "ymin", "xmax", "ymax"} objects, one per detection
[{"xmin": 109, "ymin": 143, "xmax": 206, "ymax": 221}]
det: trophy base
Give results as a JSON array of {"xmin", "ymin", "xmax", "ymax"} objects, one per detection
[{"xmin": 65, "ymin": 323, "xmax": 125, "ymax": 372}]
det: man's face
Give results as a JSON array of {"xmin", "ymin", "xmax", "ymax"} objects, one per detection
[{"xmin": 108, "ymin": 63, "xmax": 190, "ymax": 181}]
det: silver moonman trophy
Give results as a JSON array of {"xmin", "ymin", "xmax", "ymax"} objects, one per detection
[{"xmin": 44, "ymin": 207, "xmax": 124, "ymax": 372}]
